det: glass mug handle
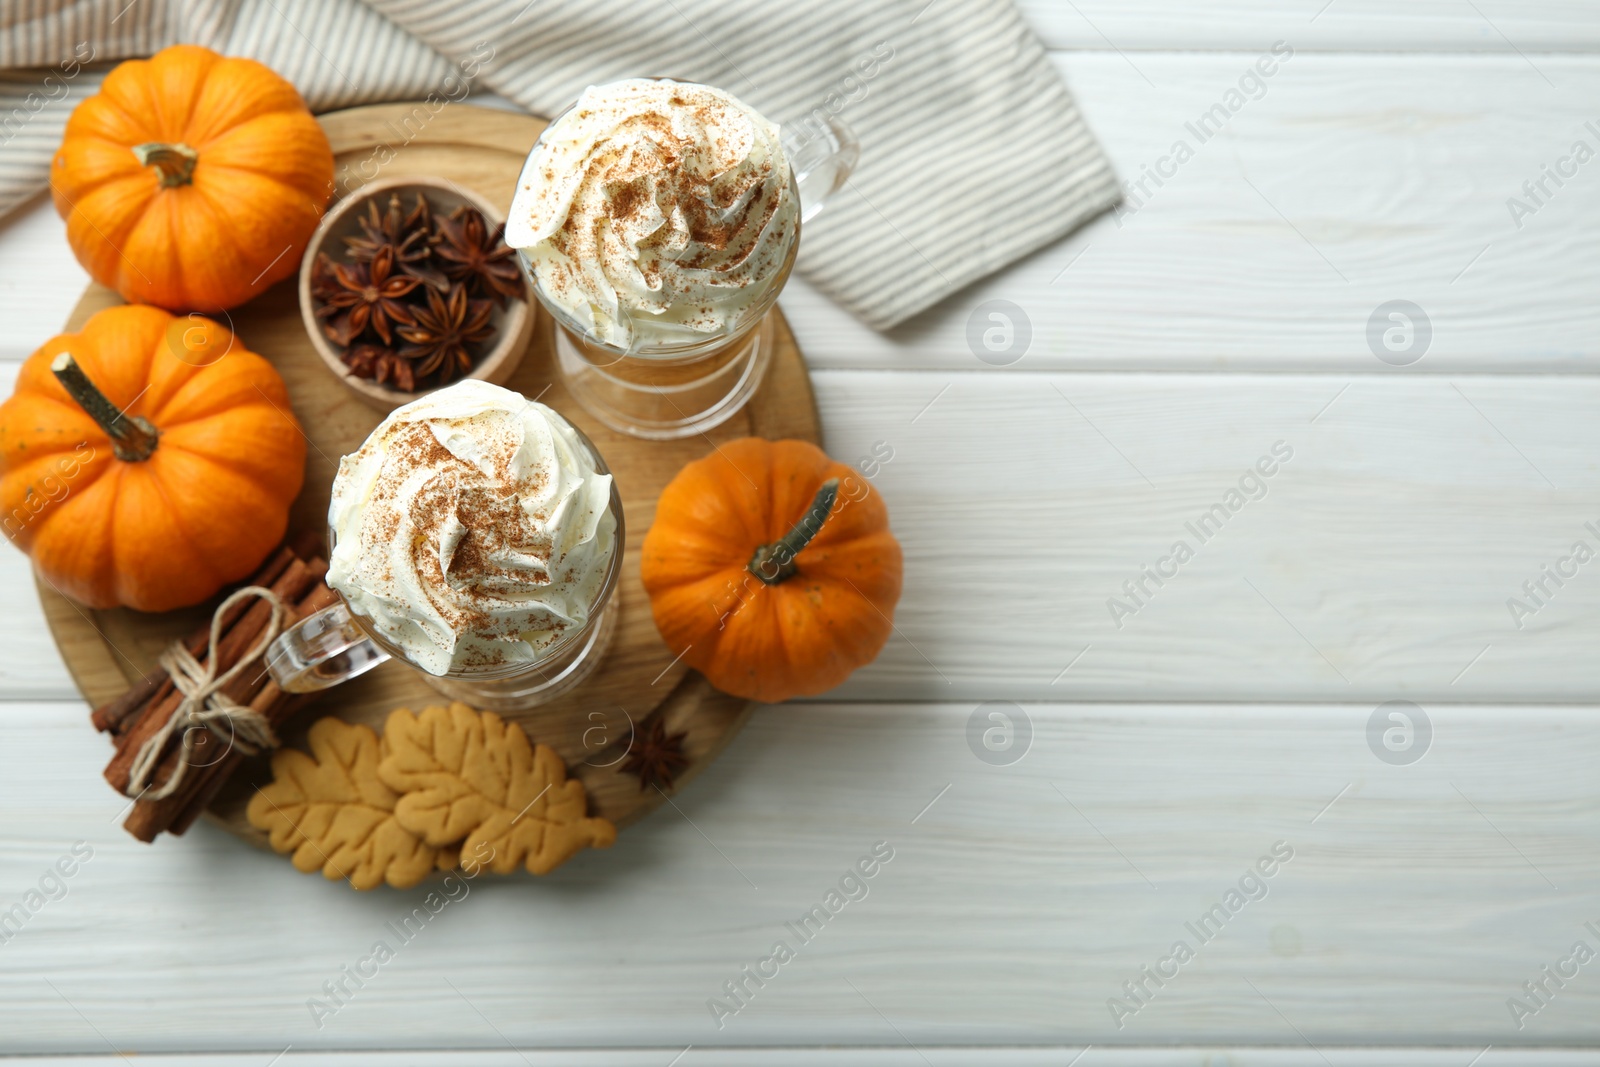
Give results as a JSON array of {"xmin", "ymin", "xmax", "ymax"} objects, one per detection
[
  {"xmin": 783, "ymin": 114, "xmax": 859, "ymax": 224},
  {"xmin": 266, "ymin": 601, "xmax": 390, "ymax": 693}
]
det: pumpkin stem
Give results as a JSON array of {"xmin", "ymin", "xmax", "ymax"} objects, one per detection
[
  {"xmin": 748, "ymin": 478, "xmax": 840, "ymax": 586},
  {"xmin": 132, "ymin": 142, "xmax": 199, "ymax": 188},
  {"xmin": 50, "ymin": 353, "xmax": 160, "ymax": 462}
]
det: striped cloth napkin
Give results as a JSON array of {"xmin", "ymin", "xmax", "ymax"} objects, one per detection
[{"xmin": 0, "ymin": 0, "xmax": 1118, "ymax": 331}]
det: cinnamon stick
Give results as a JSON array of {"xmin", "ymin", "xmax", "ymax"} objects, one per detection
[
  {"xmin": 288, "ymin": 527, "xmax": 326, "ymax": 566},
  {"xmin": 164, "ymin": 685, "xmax": 316, "ymax": 837},
  {"xmin": 291, "ymin": 579, "xmax": 341, "ymax": 622},
  {"xmin": 105, "ymin": 557, "xmax": 326, "ymax": 792},
  {"xmin": 125, "ymin": 579, "xmax": 340, "ymax": 842},
  {"xmin": 91, "ymin": 671, "xmax": 164, "ymax": 735},
  {"xmin": 91, "ymin": 546, "xmax": 297, "ymax": 734}
]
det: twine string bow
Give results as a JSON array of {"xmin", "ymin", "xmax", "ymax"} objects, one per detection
[{"xmin": 125, "ymin": 586, "xmax": 287, "ymax": 801}]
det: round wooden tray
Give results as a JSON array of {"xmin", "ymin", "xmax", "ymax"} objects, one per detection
[{"xmin": 37, "ymin": 102, "xmax": 822, "ymax": 844}]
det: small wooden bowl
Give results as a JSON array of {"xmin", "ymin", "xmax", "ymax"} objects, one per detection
[{"xmin": 298, "ymin": 175, "xmax": 533, "ymax": 412}]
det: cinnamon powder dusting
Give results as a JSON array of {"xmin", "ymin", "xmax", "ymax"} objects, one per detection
[
  {"xmin": 515, "ymin": 79, "xmax": 797, "ymax": 346},
  {"xmin": 352, "ymin": 414, "xmax": 583, "ymax": 658}
]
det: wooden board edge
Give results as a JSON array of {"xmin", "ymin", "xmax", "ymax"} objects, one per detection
[
  {"xmin": 748, "ymin": 309, "xmax": 820, "ymax": 443},
  {"xmin": 35, "ymin": 570, "xmax": 135, "ymax": 707},
  {"xmin": 320, "ymin": 102, "xmax": 544, "ymax": 161},
  {"xmin": 578, "ymin": 675, "xmax": 755, "ymax": 832},
  {"xmin": 320, "ymin": 101, "xmax": 545, "ymax": 142}
]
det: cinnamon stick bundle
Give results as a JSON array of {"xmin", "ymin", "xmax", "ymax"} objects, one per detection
[
  {"xmin": 90, "ymin": 545, "xmax": 296, "ymax": 733},
  {"xmin": 103, "ymin": 556, "xmax": 325, "ymax": 793},
  {"xmin": 93, "ymin": 542, "xmax": 338, "ymax": 842},
  {"xmin": 124, "ymin": 581, "xmax": 339, "ymax": 842}
]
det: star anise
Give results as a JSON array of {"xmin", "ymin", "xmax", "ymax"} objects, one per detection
[
  {"xmin": 396, "ymin": 282, "xmax": 494, "ymax": 384},
  {"xmin": 433, "ymin": 205, "xmax": 523, "ymax": 306},
  {"xmin": 621, "ymin": 717, "xmax": 690, "ymax": 792},
  {"xmin": 344, "ymin": 192, "xmax": 449, "ymax": 290},
  {"xmin": 308, "ymin": 252, "xmax": 344, "ymax": 305},
  {"xmin": 343, "ymin": 342, "xmax": 416, "ymax": 391},
  {"xmin": 314, "ymin": 246, "xmax": 420, "ymax": 346}
]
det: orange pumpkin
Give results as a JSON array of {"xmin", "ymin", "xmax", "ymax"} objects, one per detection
[
  {"xmin": 641, "ymin": 438, "xmax": 903, "ymax": 703},
  {"xmin": 0, "ymin": 305, "xmax": 307, "ymax": 612},
  {"xmin": 52, "ymin": 44, "xmax": 334, "ymax": 312}
]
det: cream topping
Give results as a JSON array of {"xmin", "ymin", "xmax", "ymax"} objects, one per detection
[
  {"xmin": 506, "ymin": 78, "xmax": 797, "ymax": 351},
  {"xmin": 327, "ymin": 380, "xmax": 615, "ymax": 676}
]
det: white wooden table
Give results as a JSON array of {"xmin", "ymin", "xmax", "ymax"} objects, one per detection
[{"xmin": 3, "ymin": 3, "xmax": 1599, "ymax": 1063}]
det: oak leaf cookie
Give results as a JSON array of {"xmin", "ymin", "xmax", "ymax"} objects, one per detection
[
  {"xmin": 378, "ymin": 702, "xmax": 616, "ymax": 875},
  {"xmin": 246, "ymin": 717, "xmax": 441, "ymax": 890}
]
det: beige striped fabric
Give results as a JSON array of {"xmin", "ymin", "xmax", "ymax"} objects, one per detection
[{"xmin": 0, "ymin": 0, "xmax": 1118, "ymax": 330}]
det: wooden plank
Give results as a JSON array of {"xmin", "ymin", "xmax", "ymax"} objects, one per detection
[
  {"xmin": 7, "ymin": 370, "xmax": 1600, "ymax": 703},
  {"xmin": 4, "ymin": 1053, "xmax": 1599, "ymax": 1066},
  {"xmin": 2, "ymin": 700, "xmax": 1596, "ymax": 1049},
  {"xmin": 820, "ymin": 371, "xmax": 1600, "ymax": 701},
  {"xmin": 0, "ymin": 345, "xmax": 78, "ymax": 697},
  {"xmin": 0, "ymin": 197, "xmax": 86, "ymax": 363},
  {"xmin": 784, "ymin": 52, "xmax": 1600, "ymax": 373},
  {"xmin": 1016, "ymin": 0, "xmax": 1600, "ymax": 52},
  {"xmin": 10, "ymin": 56, "xmax": 1600, "ymax": 374}
]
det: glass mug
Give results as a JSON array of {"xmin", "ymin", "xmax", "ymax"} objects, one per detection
[
  {"xmin": 521, "ymin": 84, "xmax": 859, "ymax": 440},
  {"xmin": 265, "ymin": 427, "xmax": 624, "ymax": 712}
]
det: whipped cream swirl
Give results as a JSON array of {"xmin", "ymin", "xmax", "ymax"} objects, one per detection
[
  {"xmin": 327, "ymin": 380, "xmax": 616, "ymax": 676},
  {"xmin": 506, "ymin": 78, "xmax": 798, "ymax": 351}
]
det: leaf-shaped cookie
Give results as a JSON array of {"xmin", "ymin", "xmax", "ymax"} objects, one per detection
[
  {"xmin": 246, "ymin": 717, "xmax": 440, "ymax": 890},
  {"xmin": 378, "ymin": 703, "xmax": 616, "ymax": 875}
]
